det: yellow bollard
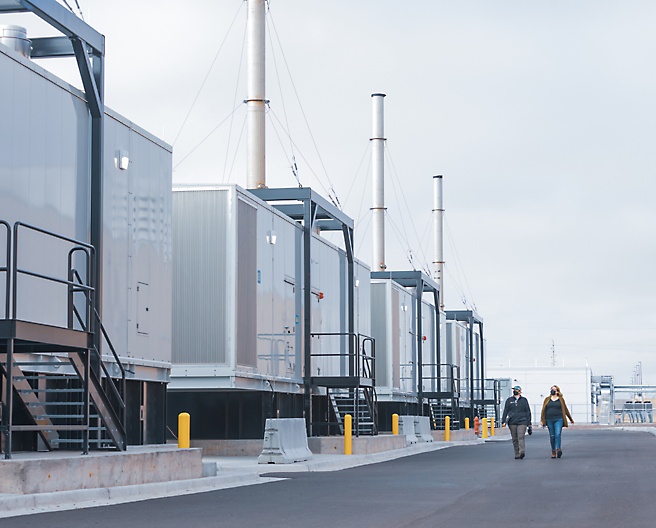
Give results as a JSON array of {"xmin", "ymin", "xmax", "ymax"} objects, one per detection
[
  {"xmin": 178, "ymin": 412, "xmax": 190, "ymax": 449},
  {"xmin": 490, "ymin": 417, "xmax": 495, "ymax": 436},
  {"xmin": 481, "ymin": 417, "xmax": 488, "ymax": 439},
  {"xmin": 344, "ymin": 414, "xmax": 353, "ymax": 455},
  {"xmin": 464, "ymin": 417, "xmax": 470, "ymax": 430},
  {"xmin": 444, "ymin": 416, "xmax": 451, "ymax": 442},
  {"xmin": 392, "ymin": 413, "xmax": 399, "ymax": 435}
]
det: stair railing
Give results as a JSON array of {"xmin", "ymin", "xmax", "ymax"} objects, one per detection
[
  {"xmin": 92, "ymin": 307, "xmax": 127, "ymax": 433},
  {"xmin": 69, "ymin": 267, "xmax": 127, "ymax": 436},
  {"xmin": 12, "ymin": 222, "xmax": 94, "ymax": 322},
  {"xmin": 0, "ymin": 220, "xmax": 10, "ymax": 319},
  {"xmin": 9, "ymin": 222, "xmax": 126, "ymax": 450}
]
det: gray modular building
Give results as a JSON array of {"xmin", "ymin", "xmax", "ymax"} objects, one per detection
[
  {"xmin": 169, "ymin": 185, "xmax": 373, "ymax": 439},
  {"xmin": 0, "ymin": 16, "xmax": 171, "ymax": 455}
]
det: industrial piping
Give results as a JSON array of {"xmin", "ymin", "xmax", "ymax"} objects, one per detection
[
  {"xmin": 246, "ymin": 0, "xmax": 266, "ymax": 189},
  {"xmin": 433, "ymin": 174, "xmax": 444, "ymax": 310},
  {"xmin": 371, "ymin": 93, "xmax": 386, "ymax": 271}
]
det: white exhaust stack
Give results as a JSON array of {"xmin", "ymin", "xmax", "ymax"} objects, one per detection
[
  {"xmin": 246, "ymin": 0, "xmax": 266, "ymax": 189},
  {"xmin": 371, "ymin": 93, "xmax": 386, "ymax": 271},
  {"xmin": 433, "ymin": 174, "xmax": 445, "ymax": 310}
]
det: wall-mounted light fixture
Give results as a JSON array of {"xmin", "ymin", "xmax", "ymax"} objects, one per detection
[
  {"xmin": 117, "ymin": 150, "xmax": 130, "ymax": 170},
  {"xmin": 266, "ymin": 230, "xmax": 277, "ymax": 245}
]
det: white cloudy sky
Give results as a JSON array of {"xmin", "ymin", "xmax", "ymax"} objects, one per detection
[{"xmin": 7, "ymin": 1, "xmax": 656, "ymax": 383}]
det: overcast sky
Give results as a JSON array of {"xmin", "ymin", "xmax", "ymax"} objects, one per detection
[{"xmin": 7, "ymin": 1, "xmax": 656, "ymax": 383}]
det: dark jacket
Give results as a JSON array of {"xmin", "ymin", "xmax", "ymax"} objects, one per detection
[{"xmin": 502, "ymin": 395, "xmax": 532, "ymax": 425}]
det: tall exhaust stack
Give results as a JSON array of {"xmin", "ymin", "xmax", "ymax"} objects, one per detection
[
  {"xmin": 433, "ymin": 175, "xmax": 445, "ymax": 309},
  {"xmin": 371, "ymin": 93, "xmax": 386, "ymax": 271},
  {"xmin": 246, "ymin": 0, "xmax": 266, "ymax": 189}
]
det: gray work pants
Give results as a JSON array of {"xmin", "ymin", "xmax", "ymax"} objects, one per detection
[{"xmin": 509, "ymin": 424, "xmax": 528, "ymax": 456}]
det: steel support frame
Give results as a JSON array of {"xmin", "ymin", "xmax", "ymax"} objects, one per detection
[
  {"xmin": 445, "ymin": 310, "xmax": 485, "ymax": 422},
  {"xmin": 1, "ymin": 1, "xmax": 105, "ymax": 360},
  {"xmin": 370, "ymin": 271, "xmax": 441, "ymax": 416},
  {"xmin": 249, "ymin": 188, "xmax": 356, "ymax": 436},
  {"xmin": 0, "ymin": 0, "xmax": 105, "ymax": 453}
]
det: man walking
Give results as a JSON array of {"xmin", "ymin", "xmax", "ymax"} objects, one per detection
[{"xmin": 502, "ymin": 385, "xmax": 532, "ymax": 459}]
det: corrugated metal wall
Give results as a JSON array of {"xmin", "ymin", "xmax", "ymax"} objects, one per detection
[
  {"xmin": 236, "ymin": 197, "xmax": 257, "ymax": 367},
  {"xmin": 371, "ymin": 283, "xmax": 388, "ymax": 386},
  {"xmin": 173, "ymin": 190, "xmax": 228, "ymax": 364}
]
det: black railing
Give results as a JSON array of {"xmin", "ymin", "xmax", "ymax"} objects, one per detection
[
  {"xmin": 422, "ymin": 363, "xmax": 460, "ymax": 396},
  {"xmin": 2, "ymin": 220, "xmax": 126, "ymax": 450},
  {"xmin": 309, "ymin": 332, "xmax": 375, "ymax": 380},
  {"xmin": 12, "ymin": 221, "xmax": 94, "ymax": 324},
  {"xmin": 0, "ymin": 220, "xmax": 9, "ymax": 319},
  {"xmin": 310, "ymin": 333, "xmax": 377, "ymax": 436}
]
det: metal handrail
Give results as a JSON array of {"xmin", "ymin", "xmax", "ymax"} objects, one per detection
[
  {"xmin": 70, "ymin": 269, "xmax": 126, "ymax": 430},
  {"xmin": 0, "ymin": 220, "xmax": 10, "ymax": 319},
  {"xmin": 12, "ymin": 221, "xmax": 94, "ymax": 322},
  {"xmin": 9, "ymin": 221, "xmax": 126, "ymax": 444},
  {"xmin": 68, "ymin": 248, "xmax": 92, "ymax": 329},
  {"xmin": 309, "ymin": 332, "xmax": 376, "ymax": 379},
  {"xmin": 422, "ymin": 363, "xmax": 461, "ymax": 396}
]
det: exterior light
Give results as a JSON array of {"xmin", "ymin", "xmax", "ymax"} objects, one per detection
[{"xmin": 118, "ymin": 150, "xmax": 129, "ymax": 170}]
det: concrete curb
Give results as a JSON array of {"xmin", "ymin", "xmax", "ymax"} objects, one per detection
[
  {"xmin": 0, "ymin": 439, "xmax": 484, "ymax": 518},
  {"xmin": 601, "ymin": 426, "xmax": 656, "ymax": 437}
]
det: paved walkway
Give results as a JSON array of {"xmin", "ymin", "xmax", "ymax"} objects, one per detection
[
  {"xmin": 3, "ymin": 428, "xmax": 656, "ymax": 528},
  {"xmin": 0, "ymin": 437, "xmax": 499, "ymax": 519}
]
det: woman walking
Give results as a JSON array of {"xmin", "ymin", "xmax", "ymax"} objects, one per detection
[{"xmin": 540, "ymin": 385, "xmax": 574, "ymax": 458}]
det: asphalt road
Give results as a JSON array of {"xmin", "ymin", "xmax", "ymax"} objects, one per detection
[{"xmin": 5, "ymin": 429, "xmax": 656, "ymax": 528}]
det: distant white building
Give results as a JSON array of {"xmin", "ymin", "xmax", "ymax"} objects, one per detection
[{"xmin": 487, "ymin": 366, "xmax": 592, "ymax": 424}]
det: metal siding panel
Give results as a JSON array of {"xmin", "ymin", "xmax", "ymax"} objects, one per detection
[
  {"xmin": 173, "ymin": 190, "xmax": 228, "ymax": 364},
  {"xmin": 102, "ymin": 116, "xmax": 130, "ymax": 359},
  {"xmin": 236, "ymin": 197, "xmax": 257, "ymax": 367},
  {"xmin": 392, "ymin": 286, "xmax": 400, "ymax": 389},
  {"xmin": 371, "ymin": 282, "xmax": 388, "ymax": 387},
  {"xmin": 255, "ymin": 204, "xmax": 273, "ymax": 374}
]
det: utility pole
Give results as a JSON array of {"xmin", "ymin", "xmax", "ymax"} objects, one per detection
[{"xmin": 551, "ymin": 339, "xmax": 556, "ymax": 367}]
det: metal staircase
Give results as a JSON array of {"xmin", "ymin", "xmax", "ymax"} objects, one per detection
[
  {"xmin": 329, "ymin": 387, "xmax": 377, "ymax": 436},
  {"xmin": 310, "ymin": 333, "xmax": 378, "ymax": 437},
  {"xmin": 429, "ymin": 399, "xmax": 459, "ymax": 430},
  {"xmin": 0, "ymin": 221, "xmax": 127, "ymax": 458},
  {"xmin": 426, "ymin": 364, "xmax": 461, "ymax": 430}
]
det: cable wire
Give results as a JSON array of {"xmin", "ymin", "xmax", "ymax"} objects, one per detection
[
  {"xmin": 267, "ymin": 7, "xmax": 341, "ymax": 207},
  {"xmin": 173, "ymin": 103, "xmax": 243, "ymax": 171},
  {"xmin": 222, "ymin": 17, "xmax": 248, "ymax": 183},
  {"xmin": 171, "ymin": 2, "xmax": 244, "ymax": 147},
  {"xmin": 444, "ymin": 217, "xmax": 478, "ymax": 311}
]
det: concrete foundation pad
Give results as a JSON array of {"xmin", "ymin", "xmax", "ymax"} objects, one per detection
[
  {"xmin": 0, "ymin": 445, "xmax": 203, "ymax": 494},
  {"xmin": 192, "ymin": 434, "xmax": 409, "ymax": 457},
  {"xmin": 308, "ymin": 434, "xmax": 407, "ymax": 455},
  {"xmin": 431, "ymin": 429, "xmax": 478, "ymax": 442}
]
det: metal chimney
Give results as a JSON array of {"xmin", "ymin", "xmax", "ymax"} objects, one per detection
[
  {"xmin": 433, "ymin": 174, "xmax": 444, "ymax": 309},
  {"xmin": 0, "ymin": 25, "xmax": 31, "ymax": 58},
  {"xmin": 371, "ymin": 93, "xmax": 386, "ymax": 271},
  {"xmin": 246, "ymin": 0, "xmax": 266, "ymax": 189}
]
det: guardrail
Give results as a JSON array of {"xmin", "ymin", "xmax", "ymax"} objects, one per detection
[{"xmin": 309, "ymin": 332, "xmax": 375, "ymax": 380}]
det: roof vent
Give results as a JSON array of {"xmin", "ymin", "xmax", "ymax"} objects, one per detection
[{"xmin": 0, "ymin": 25, "xmax": 32, "ymax": 58}]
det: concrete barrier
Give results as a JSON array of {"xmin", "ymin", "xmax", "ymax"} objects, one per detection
[
  {"xmin": 258, "ymin": 418, "xmax": 313, "ymax": 464},
  {"xmin": 399, "ymin": 415, "xmax": 418, "ymax": 445},
  {"xmin": 414, "ymin": 416, "xmax": 434, "ymax": 442}
]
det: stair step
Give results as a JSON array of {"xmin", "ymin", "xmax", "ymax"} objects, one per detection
[
  {"xmin": 25, "ymin": 401, "xmax": 84, "ymax": 407},
  {"xmin": 18, "ymin": 388, "xmax": 84, "ymax": 394}
]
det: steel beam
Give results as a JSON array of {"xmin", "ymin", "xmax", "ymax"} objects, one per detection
[{"xmin": 0, "ymin": 0, "xmax": 104, "ymax": 54}]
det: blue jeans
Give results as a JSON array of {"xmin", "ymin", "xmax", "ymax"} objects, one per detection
[{"xmin": 546, "ymin": 418, "xmax": 563, "ymax": 450}]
